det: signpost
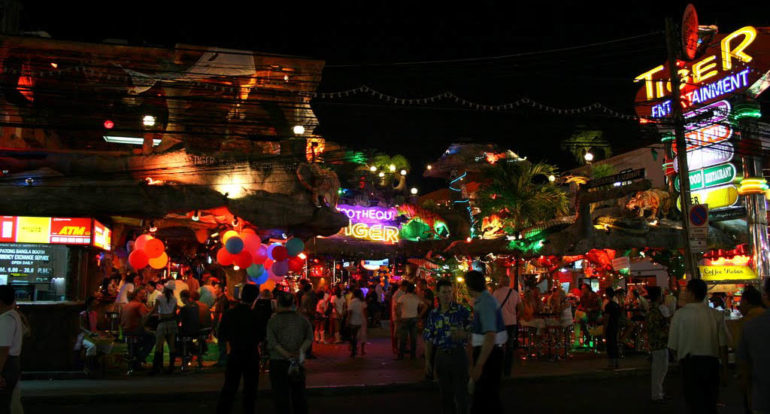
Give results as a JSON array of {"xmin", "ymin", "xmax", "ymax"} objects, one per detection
[
  {"xmin": 688, "ymin": 204, "xmax": 709, "ymax": 252},
  {"xmin": 584, "ymin": 168, "xmax": 645, "ymax": 189},
  {"xmin": 674, "ymin": 163, "xmax": 737, "ymax": 191}
]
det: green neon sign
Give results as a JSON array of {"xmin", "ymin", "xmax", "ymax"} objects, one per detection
[{"xmin": 675, "ymin": 162, "xmax": 736, "ymax": 191}]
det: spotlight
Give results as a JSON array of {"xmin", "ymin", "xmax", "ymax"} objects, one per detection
[
  {"xmin": 400, "ymin": 169, "xmax": 407, "ymax": 176},
  {"xmin": 233, "ymin": 265, "xmax": 240, "ymax": 271},
  {"xmin": 369, "ymin": 166, "xmax": 377, "ymax": 172},
  {"xmin": 149, "ymin": 221, "xmax": 157, "ymax": 233},
  {"xmin": 292, "ymin": 125, "xmax": 305, "ymax": 135},
  {"xmin": 192, "ymin": 210, "xmax": 200, "ymax": 222},
  {"xmin": 142, "ymin": 115, "xmax": 156, "ymax": 127},
  {"xmin": 232, "ymin": 217, "xmax": 239, "ymax": 227}
]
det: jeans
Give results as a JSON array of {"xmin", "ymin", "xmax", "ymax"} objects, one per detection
[
  {"xmin": 398, "ymin": 318, "xmax": 418, "ymax": 358},
  {"xmin": 269, "ymin": 359, "xmax": 308, "ymax": 414},
  {"xmin": 502, "ymin": 325, "xmax": 518, "ymax": 377},
  {"xmin": 681, "ymin": 355, "xmax": 719, "ymax": 414},
  {"xmin": 216, "ymin": 350, "xmax": 260, "ymax": 414},
  {"xmin": 471, "ymin": 346, "xmax": 503, "ymax": 414},
  {"xmin": 349, "ymin": 325, "xmax": 361, "ymax": 356},
  {"xmin": 650, "ymin": 349, "xmax": 668, "ymax": 400},
  {"xmin": 436, "ymin": 348, "xmax": 469, "ymax": 414}
]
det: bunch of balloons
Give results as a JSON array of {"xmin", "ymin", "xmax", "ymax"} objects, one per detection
[
  {"xmin": 128, "ymin": 234, "xmax": 168, "ymax": 270},
  {"xmin": 214, "ymin": 229, "xmax": 306, "ymax": 284}
]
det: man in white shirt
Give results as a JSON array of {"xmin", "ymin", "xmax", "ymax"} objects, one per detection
[
  {"xmin": 115, "ymin": 274, "xmax": 135, "ymax": 305},
  {"xmin": 0, "ymin": 285, "xmax": 23, "ymax": 413},
  {"xmin": 396, "ymin": 283, "xmax": 423, "ymax": 360},
  {"xmin": 492, "ymin": 282, "xmax": 522, "ymax": 378},
  {"xmin": 390, "ymin": 282, "xmax": 407, "ymax": 355},
  {"xmin": 668, "ymin": 279, "xmax": 728, "ymax": 413}
]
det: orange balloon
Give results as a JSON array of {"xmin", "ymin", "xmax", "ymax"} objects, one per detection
[
  {"xmin": 148, "ymin": 252, "xmax": 168, "ymax": 269},
  {"xmin": 144, "ymin": 238, "xmax": 165, "ymax": 258},
  {"xmin": 134, "ymin": 234, "xmax": 154, "ymax": 251},
  {"xmin": 260, "ymin": 279, "xmax": 275, "ymax": 292},
  {"xmin": 241, "ymin": 228, "xmax": 257, "ymax": 236},
  {"xmin": 221, "ymin": 230, "xmax": 239, "ymax": 244}
]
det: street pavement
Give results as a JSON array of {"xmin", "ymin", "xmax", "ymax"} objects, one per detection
[{"xmin": 19, "ymin": 327, "xmax": 745, "ymax": 412}]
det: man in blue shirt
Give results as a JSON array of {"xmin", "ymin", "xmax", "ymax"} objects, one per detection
[
  {"xmin": 466, "ymin": 270, "xmax": 507, "ymax": 414},
  {"xmin": 424, "ymin": 279, "xmax": 472, "ymax": 414}
]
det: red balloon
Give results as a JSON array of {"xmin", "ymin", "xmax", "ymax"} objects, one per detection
[
  {"xmin": 241, "ymin": 228, "xmax": 257, "ymax": 236},
  {"xmin": 263, "ymin": 259, "xmax": 274, "ymax": 276},
  {"xmin": 243, "ymin": 233, "xmax": 260, "ymax": 256},
  {"xmin": 217, "ymin": 248, "xmax": 234, "ymax": 266},
  {"xmin": 128, "ymin": 249, "xmax": 149, "ymax": 269},
  {"xmin": 134, "ymin": 234, "xmax": 153, "ymax": 251},
  {"xmin": 234, "ymin": 251, "xmax": 253, "ymax": 268},
  {"xmin": 144, "ymin": 238, "xmax": 165, "ymax": 259},
  {"xmin": 272, "ymin": 245, "xmax": 289, "ymax": 262},
  {"xmin": 288, "ymin": 256, "xmax": 305, "ymax": 272},
  {"xmin": 253, "ymin": 245, "xmax": 268, "ymax": 264}
]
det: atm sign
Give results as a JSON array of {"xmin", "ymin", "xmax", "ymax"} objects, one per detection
[{"xmin": 50, "ymin": 218, "xmax": 92, "ymax": 244}]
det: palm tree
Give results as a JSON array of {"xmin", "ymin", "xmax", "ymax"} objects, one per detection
[
  {"xmin": 475, "ymin": 160, "xmax": 569, "ymax": 234},
  {"xmin": 561, "ymin": 129, "xmax": 612, "ymax": 165}
]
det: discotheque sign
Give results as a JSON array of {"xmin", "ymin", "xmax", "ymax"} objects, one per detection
[{"xmin": 335, "ymin": 204, "xmax": 400, "ymax": 244}]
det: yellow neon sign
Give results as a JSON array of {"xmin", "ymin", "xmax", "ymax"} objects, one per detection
[
  {"xmin": 343, "ymin": 222, "xmax": 400, "ymax": 244},
  {"xmin": 721, "ymin": 26, "xmax": 757, "ymax": 71}
]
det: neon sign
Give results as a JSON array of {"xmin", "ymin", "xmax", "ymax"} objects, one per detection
[
  {"xmin": 335, "ymin": 204, "xmax": 401, "ymax": 243},
  {"xmin": 635, "ymin": 26, "xmax": 770, "ymax": 119}
]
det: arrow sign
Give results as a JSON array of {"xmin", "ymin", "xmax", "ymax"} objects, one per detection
[{"xmin": 675, "ymin": 163, "xmax": 736, "ymax": 191}]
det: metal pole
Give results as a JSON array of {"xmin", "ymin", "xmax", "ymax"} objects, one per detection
[{"xmin": 665, "ymin": 18, "xmax": 700, "ymax": 279}]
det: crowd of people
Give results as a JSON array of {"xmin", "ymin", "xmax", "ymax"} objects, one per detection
[{"xmin": 2, "ymin": 268, "xmax": 770, "ymax": 414}]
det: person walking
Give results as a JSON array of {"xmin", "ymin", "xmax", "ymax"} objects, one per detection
[
  {"xmin": 424, "ymin": 279, "xmax": 472, "ymax": 414},
  {"xmin": 465, "ymin": 271, "xmax": 507, "ymax": 414},
  {"xmin": 492, "ymin": 281, "xmax": 521, "ymax": 378},
  {"xmin": 737, "ymin": 279, "xmax": 770, "ymax": 414},
  {"xmin": 216, "ymin": 284, "xmax": 264, "ymax": 414},
  {"xmin": 330, "ymin": 288, "xmax": 345, "ymax": 344},
  {"xmin": 603, "ymin": 287, "xmax": 621, "ymax": 369},
  {"xmin": 645, "ymin": 287, "xmax": 670, "ymax": 403},
  {"xmin": 347, "ymin": 289, "xmax": 367, "ymax": 357},
  {"xmin": 0, "ymin": 285, "xmax": 23, "ymax": 414},
  {"xmin": 668, "ymin": 279, "xmax": 728, "ymax": 414},
  {"xmin": 267, "ymin": 292, "xmax": 313, "ymax": 414},
  {"xmin": 390, "ymin": 282, "xmax": 407, "ymax": 354},
  {"xmin": 396, "ymin": 282, "xmax": 423, "ymax": 360}
]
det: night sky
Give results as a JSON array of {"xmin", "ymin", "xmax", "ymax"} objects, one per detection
[{"xmin": 19, "ymin": 0, "xmax": 770, "ymax": 190}]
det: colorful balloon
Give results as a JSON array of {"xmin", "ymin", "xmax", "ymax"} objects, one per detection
[
  {"xmin": 225, "ymin": 236, "xmax": 244, "ymax": 254},
  {"xmin": 148, "ymin": 252, "xmax": 168, "ymax": 269},
  {"xmin": 288, "ymin": 256, "xmax": 305, "ymax": 272},
  {"xmin": 242, "ymin": 233, "xmax": 260, "ymax": 255},
  {"xmin": 217, "ymin": 248, "xmax": 234, "ymax": 266},
  {"xmin": 221, "ymin": 230, "xmax": 239, "ymax": 244},
  {"xmin": 234, "ymin": 251, "xmax": 253, "ymax": 268},
  {"xmin": 241, "ymin": 228, "xmax": 257, "ymax": 236},
  {"xmin": 253, "ymin": 272, "xmax": 269, "ymax": 285},
  {"xmin": 260, "ymin": 279, "xmax": 275, "ymax": 292},
  {"xmin": 263, "ymin": 259, "xmax": 274, "ymax": 277},
  {"xmin": 272, "ymin": 260, "xmax": 289, "ymax": 276},
  {"xmin": 134, "ymin": 234, "xmax": 153, "ymax": 251},
  {"xmin": 253, "ymin": 245, "xmax": 268, "ymax": 264},
  {"xmin": 285, "ymin": 238, "xmax": 305, "ymax": 257},
  {"xmin": 247, "ymin": 263, "xmax": 265, "ymax": 278},
  {"xmin": 144, "ymin": 238, "xmax": 165, "ymax": 259},
  {"xmin": 272, "ymin": 245, "xmax": 288, "ymax": 262},
  {"xmin": 128, "ymin": 249, "xmax": 149, "ymax": 269},
  {"xmin": 267, "ymin": 244, "xmax": 279, "ymax": 261}
]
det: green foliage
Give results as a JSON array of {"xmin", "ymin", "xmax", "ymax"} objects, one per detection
[
  {"xmin": 475, "ymin": 160, "xmax": 569, "ymax": 235},
  {"xmin": 647, "ymin": 249, "xmax": 686, "ymax": 279},
  {"xmin": 590, "ymin": 163, "xmax": 616, "ymax": 179},
  {"xmin": 561, "ymin": 129, "xmax": 612, "ymax": 165}
]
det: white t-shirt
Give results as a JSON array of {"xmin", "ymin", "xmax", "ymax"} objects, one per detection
[
  {"xmin": 333, "ymin": 295, "xmax": 346, "ymax": 317},
  {"xmin": 348, "ymin": 298, "xmax": 367, "ymax": 326},
  {"xmin": 0, "ymin": 309, "xmax": 23, "ymax": 356},
  {"xmin": 397, "ymin": 293, "xmax": 421, "ymax": 319},
  {"xmin": 668, "ymin": 302, "xmax": 727, "ymax": 360},
  {"xmin": 492, "ymin": 287, "xmax": 521, "ymax": 326},
  {"xmin": 173, "ymin": 280, "xmax": 190, "ymax": 307},
  {"xmin": 391, "ymin": 289, "xmax": 405, "ymax": 319},
  {"xmin": 116, "ymin": 282, "xmax": 135, "ymax": 304}
]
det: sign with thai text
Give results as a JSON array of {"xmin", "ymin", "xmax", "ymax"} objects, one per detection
[
  {"xmin": 699, "ymin": 265, "xmax": 758, "ymax": 281},
  {"xmin": 674, "ymin": 163, "xmax": 736, "ymax": 191}
]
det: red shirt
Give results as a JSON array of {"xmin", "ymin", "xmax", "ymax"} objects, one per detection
[{"xmin": 121, "ymin": 300, "xmax": 149, "ymax": 335}]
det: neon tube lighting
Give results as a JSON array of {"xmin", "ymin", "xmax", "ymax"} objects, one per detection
[{"xmin": 103, "ymin": 136, "xmax": 161, "ymax": 146}]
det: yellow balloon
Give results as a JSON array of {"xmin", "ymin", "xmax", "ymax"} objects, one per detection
[
  {"xmin": 148, "ymin": 252, "xmax": 169, "ymax": 269},
  {"xmin": 221, "ymin": 230, "xmax": 239, "ymax": 244}
]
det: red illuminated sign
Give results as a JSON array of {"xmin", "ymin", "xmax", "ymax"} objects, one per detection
[
  {"xmin": 92, "ymin": 220, "xmax": 112, "ymax": 251},
  {"xmin": 50, "ymin": 217, "xmax": 91, "ymax": 244},
  {"xmin": 0, "ymin": 216, "xmax": 109, "ymax": 247}
]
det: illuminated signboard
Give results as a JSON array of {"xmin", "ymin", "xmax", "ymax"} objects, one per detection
[
  {"xmin": 635, "ymin": 26, "xmax": 770, "ymax": 119},
  {"xmin": 92, "ymin": 220, "xmax": 112, "ymax": 251},
  {"xmin": 0, "ymin": 243, "xmax": 68, "ymax": 284},
  {"xmin": 0, "ymin": 216, "xmax": 99, "ymax": 246},
  {"xmin": 676, "ymin": 184, "xmax": 739, "ymax": 210},
  {"xmin": 674, "ymin": 163, "xmax": 737, "ymax": 191},
  {"xmin": 699, "ymin": 265, "xmax": 758, "ymax": 281},
  {"xmin": 335, "ymin": 204, "xmax": 401, "ymax": 244},
  {"xmin": 674, "ymin": 142, "xmax": 734, "ymax": 172}
]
